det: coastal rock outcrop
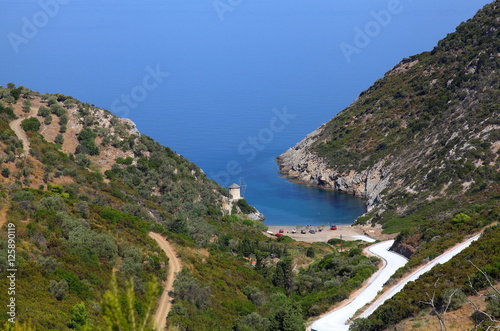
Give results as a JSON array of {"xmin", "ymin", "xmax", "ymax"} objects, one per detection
[
  {"xmin": 247, "ymin": 210, "xmax": 266, "ymax": 221},
  {"xmin": 276, "ymin": 125, "xmax": 392, "ymax": 212}
]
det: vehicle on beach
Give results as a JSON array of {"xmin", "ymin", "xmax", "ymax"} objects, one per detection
[
  {"xmin": 275, "ymin": 233, "xmax": 284, "ymax": 237},
  {"xmin": 331, "ymin": 225, "xmax": 337, "ymax": 230},
  {"xmin": 267, "ymin": 231, "xmax": 273, "ymax": 235},
  {"xmin": 309, "ymin": 229, "xmax": 316, "ymax": 234},
  {"xmin": 301, "ymin": 229, "xmax": 306, "ymax": 234},
  {"xmin": 291, "ymin": 229, "xmax": 297, "ymax": 234},
  {"xmin": 279, "ymin": 229, "xmax": 284, "ymax": 233}
]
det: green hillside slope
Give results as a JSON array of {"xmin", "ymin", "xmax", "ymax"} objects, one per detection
[
  {"xmin": 278, "ymin": 1, "xmax": 500, "ymax": 329},
  {"xmin": 0, "ymin": 85, "xmax": 382, "ymax": 330}
]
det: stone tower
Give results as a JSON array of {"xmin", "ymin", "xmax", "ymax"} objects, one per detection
[{"xmin": 229, "ymin": 183, "xmax": 242, "ymax": 201}]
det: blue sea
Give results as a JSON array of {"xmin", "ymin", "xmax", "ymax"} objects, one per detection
[{"xmin": 0, "ymin": 0, "xmax": 491, "ymax": 225}]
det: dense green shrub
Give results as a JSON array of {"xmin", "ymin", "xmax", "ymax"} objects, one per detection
[
  {"xmin": 172, "ymin": 271, "xmax": 212, "ymax": 309},
  {"xmin": 20, "ymin": 117, "xmax": 40, "ymax": 132},
  {"xmin": 48, "ymin": 279, "xmax": 69, "ymax": 300},
  {"xmin": 76, "ymin": 128, "xmax": 99, "ymax": 155},
  {"xmin": 1, "ymin": 167, "xmax": 10, "ymax": 178},
  {"xmin": 37, "ymin": 106, "xmax": 50, "ymax": 117},
  {"xmin": 236, "ymin": 199, "xmax": 257, "ymax": 214}
]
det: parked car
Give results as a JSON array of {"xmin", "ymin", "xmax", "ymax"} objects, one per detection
[
  {"xmin": 300, "ymin": 229, "xmax": 306, "ymax": 234},
  {"xmin": 267, "ymin": 231, "xmax": 274, "ymax": 235},
  {"xmin": 291, "ymin": 229, "xmax": 297, "ymax": 234},
  {"xmin": 279, "ymin": 229, "xmax": 285, "ymax": 233},
  {"xmin": 330, "ymin": 225, "xmax": 337, "ymax": 230},
  {"xmin": 309, "ymin": 229, "xmax": 316, "ymax": 234},
  {"xmin": 275, "ymin": 233, "xmax": 284, "ymax": 237}
]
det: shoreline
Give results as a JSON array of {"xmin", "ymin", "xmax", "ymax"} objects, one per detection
[{"xmin": 264, "ymin": 224, "xmax": 397, "ymax": 243}]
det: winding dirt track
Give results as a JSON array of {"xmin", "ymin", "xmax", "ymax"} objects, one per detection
[
  {"xmin": 9, "ymin": 112, "xmax": 183, "ymax": 329},
  {"xmin": 149, "ymin": 232, "xmax": 182, "ymax": 331},
  {"xmin": 9, "ymin": 116, "xmax": 31, "ymax": 156}
]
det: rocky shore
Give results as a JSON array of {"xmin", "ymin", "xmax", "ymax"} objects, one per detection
[{"xmin": 275, "ymin": 125, "xmax": 393, "ymax": 212}]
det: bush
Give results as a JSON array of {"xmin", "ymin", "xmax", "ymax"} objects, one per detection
[
  {"xmin": 68, "ymin": 302, "xmax": 92, "ymax": 330},
  {"xmin": 37, "ymin": 255, "xmax": 60, "ymax": 273},
  {"xmin": 22, "ymin": 99, "xmax": 31, "ymax": 113},
  {"xmin": 21, "ymin": 117, "xmax": 40, "ymax": 132},
  {"xmin": 12, "ymin": 190, "xmax": 34, "ymax": 201},
  {"xmin": 44, "ymin": 114, "xmax": 52, "ymax": 125},
  {"xmin": 76, "ymin": 128, "xmax": 99, "ymax": 155},
  {"xmin": 48, "ymin": 279, "xmax": 69, "ymax": 300},
  {"xmin": 236, "ymin": 312, "xmax": 270, "ymax": 331},
  {"xmin": 54, "ymin": 133, "xmax": 64, "ymax": 145},
  {"xmin": 242, "ymin": 219, "xmax": 254, "ymax": 227},
  {"xmin": 74, "ymin": 201, "xmax": 90, "ymax": 218},
  {"xmin": 486, "ymin": 292, "xmax": 500, "ymax": 318},
  {"xmin": 40, "ymin": 195, "xmax": 66, "ymax": 211},
  {"xmin": 37, "ymin": 106, "xmax": 50, "ymax": 117},
  {"xmin": 1, "ymin": 167, "xmax": 10, "ymax": 178},
  {"xmin": 306, "ymin": 247, "xmax": 315, "ymax": 258},
  {"xmin": 59, "ymin": 114, "xmax": 68, "ymax": 126},
  {"xmin": 116, "ymin": 156, "xmax": 133, "ymax": 165},
  {"xmin": 236, "ymin": 199, "xmax": 257, "ymax": 214},
  {"xmin": 440, "ymin": 288, "xmax": 466, "ymax": 311},
  {"xmin": 172, "ymin": 271, "xmax": 211, "ymax": 309}
]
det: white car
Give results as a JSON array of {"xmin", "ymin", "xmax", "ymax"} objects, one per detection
[{"xmin": 266, "ymin": 231, "xmax": 274, "ymax": 235}]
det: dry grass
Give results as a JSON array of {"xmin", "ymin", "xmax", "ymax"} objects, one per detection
[{"xmin": 390, "ymin": 289, "xmax": 493, "ymax": 331}]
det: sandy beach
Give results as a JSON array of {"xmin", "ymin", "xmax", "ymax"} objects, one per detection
[{"xmin": 264, "ymin": 224, "xmax": 397, "ymax": 243}]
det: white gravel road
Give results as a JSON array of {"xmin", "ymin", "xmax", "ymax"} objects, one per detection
[
  {"xmin": 359, "ymin": 233, "xmax": 481, "ymax": 319},
  {"xmin": 311, "ymin": 240, "xmax": 407, "ymax": 331},
  {"xmin": 311, "ymin": 233, "xmax": 480, "ymax": 331}
]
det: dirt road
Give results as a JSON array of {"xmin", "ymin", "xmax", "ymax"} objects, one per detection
[
  {"xmin": 149, "ymin": 232, "xmax": 182, "ymax": 331},
  {"xmin": 9, "ymin": 116, "xmax": 31, "ymax": 156}
]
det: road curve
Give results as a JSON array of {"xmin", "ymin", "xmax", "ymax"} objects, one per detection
[
  {"xmin": 149, "ymin": 232, "xmax": 182, "ymax": 331},
  {"xmin": 9, "ymin": 116, "xmax": 31, "ymax": 156},
  {"xmin": 311, "ymin": 233, "xmax": 482, "ymax": 331},
  {"xmin": 311, "ymin": 240, "xmax": 407, "ymax": 331},
  {"xmin": 359, "ymin": 233, "xmax": 481, "ymax": 318}
]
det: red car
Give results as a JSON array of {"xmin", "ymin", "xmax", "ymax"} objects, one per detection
[
  {"xmin": 330, "ymin": 225, "xmax": 337, "ymax": 230},
  {"xmin": 275, "ymin": 233, "xmax": 284, "ymax": 237},
  {"xmin": 279, "ymin": 229, "xmax": 285, "ymax": 233}
]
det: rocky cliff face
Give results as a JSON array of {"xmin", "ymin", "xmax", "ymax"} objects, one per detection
[{"xmin": 277, "ymin": 125, "xmax": 393, "ymax": 212}]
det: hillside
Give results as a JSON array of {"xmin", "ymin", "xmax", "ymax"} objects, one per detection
[
  {"xmin": 278, "ymin": 1, "xmax": 500, "ymax": 329},
  {"xmin": 278, "ymin": 0, "xmax": 499, "ymax": 246},
  {"xmin": 0, "ymin": 84, "xmax": 388, "ymax": 330}
]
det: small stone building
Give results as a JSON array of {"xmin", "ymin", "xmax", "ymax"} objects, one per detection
[{"xmin": 229, "ymin": 183, "xmax": 242, "ymax": 201}]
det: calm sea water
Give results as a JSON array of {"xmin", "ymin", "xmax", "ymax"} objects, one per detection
[{"xmin": 0, "ymin": 0, "xmax": 491, "ymax": 225}]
